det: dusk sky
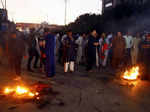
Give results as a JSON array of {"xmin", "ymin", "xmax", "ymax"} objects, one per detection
[{"xmin": 3, "ymin": 0, "xmax": 102, "ymax": 25}]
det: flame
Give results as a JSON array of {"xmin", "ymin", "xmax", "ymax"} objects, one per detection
[
  {"xmin": 3, "ymin": 85, "xmax": 39, "ymax": 98},
  {"xmin": 35, "ymin": 92, "xmax": 39, "ymax": 96},
  {"xmin": 4, "ymin": 88, "xmax": 13, "ymax": 94},
  {"xmin": 36, "ymin": 97, "xmax": 40, "ymax": 100},
  {"xmin": 123, "ymin": 66, "xmax": 139, "ymax": 80},
  {"xmin": 28, "ymin": 92, "xmax": 35, "ymax": 97},
  {"xmin": 16, "ymin": 86, "xmax": 28, "ymax": 95}
]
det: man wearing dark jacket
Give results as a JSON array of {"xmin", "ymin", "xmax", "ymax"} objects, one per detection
[
  {"xmin": 86, "ymin": 30, "xmax": 99, "ymax": 72},
  {"xmin": 140, "ymin": 34, "xmax": 150, "ymax": 80},
  {"xmin": 27, "ymin": 28, "xmax": 40, "ymax": 72},
  {"xmin": 63, "ymin": 31, "xmax": 76, "ymax": 73},
  {"xmin": 6, "ymin": 31, "xmax": 25, "ymax": 79},
  {"xmin": 112, "ymin": 32, "xmax": 126, "ymax": 69}
]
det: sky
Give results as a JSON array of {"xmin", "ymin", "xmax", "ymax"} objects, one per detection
[{"xmin": 2, "ymin": 0, "xmax": 102, "ymax": 25}]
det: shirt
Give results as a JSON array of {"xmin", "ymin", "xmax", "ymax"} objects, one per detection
[
  {"xmin": 106, "ymin": 34, "xmax": 113, "ymax": 45},
  {"xmin": 75, "ymin": 36, "xmax": 83, "ymax": 46},
  {"xmin": 124, "ymin": 35, "xmax": 133, "ymax": 49}
]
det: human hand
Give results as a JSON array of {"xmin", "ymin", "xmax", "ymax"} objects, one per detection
[{"xmin": 94, "ymin": 42, "xmax": 99, "ymax": 46}]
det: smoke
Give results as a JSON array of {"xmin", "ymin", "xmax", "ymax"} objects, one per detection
[
  {"xmin": 104, "ymin": 4, "xmax": 150, "ymax": 35},
  {"xmin": 125, "ymin": 8, "xmax": 150, "ymax": 35}
]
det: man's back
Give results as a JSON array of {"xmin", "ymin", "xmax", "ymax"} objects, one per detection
[{"xmin": 112, "ymin": 36, "xmax": 126, "ymax": 58}]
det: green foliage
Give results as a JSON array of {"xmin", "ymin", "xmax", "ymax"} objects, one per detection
[{"xmin": 67, "ymin": 13, "xmax": 103, "ymax": 34}]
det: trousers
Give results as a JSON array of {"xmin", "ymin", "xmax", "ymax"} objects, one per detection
[{"xmin": 64, "ymin": 61, "xmax": 75, "ymax": 72}]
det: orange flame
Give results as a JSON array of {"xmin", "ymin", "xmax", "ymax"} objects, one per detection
[
  {"xmin": 16, "ymin": 86, "xmax": 28, "ymax": 95},
  {"xmin": 4, "ymin": 88, "xmax": 13, "ymax": 94},
  {"xmin": 28, "ymin": 92, "xmax": 35, "ymax": 97},
  {"xmin": 123, "ymin": 66, "xmax": 139, "ymax": 80},
  {"xmin": 4, "ymin": 85, "xmax": 39, "ymax": 98}
]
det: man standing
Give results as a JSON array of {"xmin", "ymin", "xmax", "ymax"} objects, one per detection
[
  {"xmin": 44, "ymin": 28, "xmax": 56, "ymax": 77},
  {"xmin": 107, "ymin": 33, "xmax": 113, "ymax": 67},
  {"xmin": 99, "ymin": 33, "xmax": 110, "ymax": 68},
  {"xmin": 75, "ymin": 33, "xmax": 86, "ymax": 65},
  {"xmin": 27, "ymin": 28, "xmax": 40, "ymax": 72},
  {"xmin": 112, "ymin": 32, "xmax": 126, "ymax": 69},
  {"xmin": 131, "ymin": 33, "xmax": 141, "ymax": 65},
  {"xmin": 39, "ymin": 38, "xmax": 46, "ymax": 73},
  {"xmin": 8, "ymin": 34, "xmax": 25, "ymax": 76},
  {"xmin": 86, "ymin": 30, "xmax": 99, "ymax": 72},
  {"xmin": 63, "ymin": 31, "xmax": 76, "ymax": 73},
  {"xmin": 55, "ymin": 33, "xmax": 60, "ymax": 56},
  {"xmin": 6, "ymin": 25, "xmax": 25, "ymax": 80},
  {"xmin": 123, "ymin": 32, "xmax": 133, "ymax": 66},
  {"xmin": 82, "ymin": 34, "xmax": 88, "ymax": 65},
  {"xmin": 140, "ymin": 34, "xmax": 150, "ymax": 80}
]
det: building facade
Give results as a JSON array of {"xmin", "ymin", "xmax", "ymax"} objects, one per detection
[
  {"xmin": 16, "ymin": 23, "xmax": 63, "ymax": 32},
  {"xmin": 102, "ymin": 0, "xmax": 148, "ymax": 13}
]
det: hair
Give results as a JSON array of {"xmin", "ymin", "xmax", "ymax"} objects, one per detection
[
  {"xmin": 91, "ymin": 29, "xmax": 97, "ymax": 33},
  {"xmin": 44, "ymin": 28, "xmax": 50, "ymax": 33},
  {"xmin": 66, "ymin": 29, "xmax": 72, "ymax": 33}
]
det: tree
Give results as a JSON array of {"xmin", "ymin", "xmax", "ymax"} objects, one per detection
[{"xmin": 67, "ymin": 13, "xmax": 103, "ymax": 34}]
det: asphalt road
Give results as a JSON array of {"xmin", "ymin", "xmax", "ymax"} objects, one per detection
[{"xmin": 0, "ymin": 63, "xmax": 150, "ymax": 112}]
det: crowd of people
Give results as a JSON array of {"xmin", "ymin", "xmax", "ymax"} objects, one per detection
[{"xmin": 25, "ymin": 28, "xmax": 150, "ymax": 80}]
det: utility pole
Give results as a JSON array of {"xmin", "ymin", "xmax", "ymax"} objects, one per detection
[
  {"xmin": 5, "ymin": 0, "xmax": 6, "ymax": 9},
  {"xmin": 46, "ymin": 14, "xmax": 48, "ymax": 23},
  {"xmin": 0, "ymin": 0, "xmax": 4, "ymax": 9},
  {"xmin": 64, "ymin": 0, "xmax": 67, "ymax": 25}
]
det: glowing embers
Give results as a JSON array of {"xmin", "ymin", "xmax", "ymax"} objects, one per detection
[
  {"xmin": 16, "ymin": 86, "xmax": 28, "ymax": 95},
  {"xmin": 4, "ymin": 85, "xmax": 39, "ymax": 99},
  {"xmin": 123, "ymin": 66, "xmax": 140, "ymax": 80}
]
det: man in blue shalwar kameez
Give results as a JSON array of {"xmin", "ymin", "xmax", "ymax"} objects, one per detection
[{"xmin": 44, "ymin": 28, "xmax": 56, "ymax": 77}]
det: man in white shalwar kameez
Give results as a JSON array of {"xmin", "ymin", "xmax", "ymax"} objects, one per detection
[
  {"xmin": 123, "ymin": 32, "xmax": 133, "ymax": 65},
  {"xmin": 131, "ymin": 33, "xmax": 141, "ymax": 65},
  {"xmin": 75, "ymin": 35, "xmax": 83, "ymax": 65}
]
